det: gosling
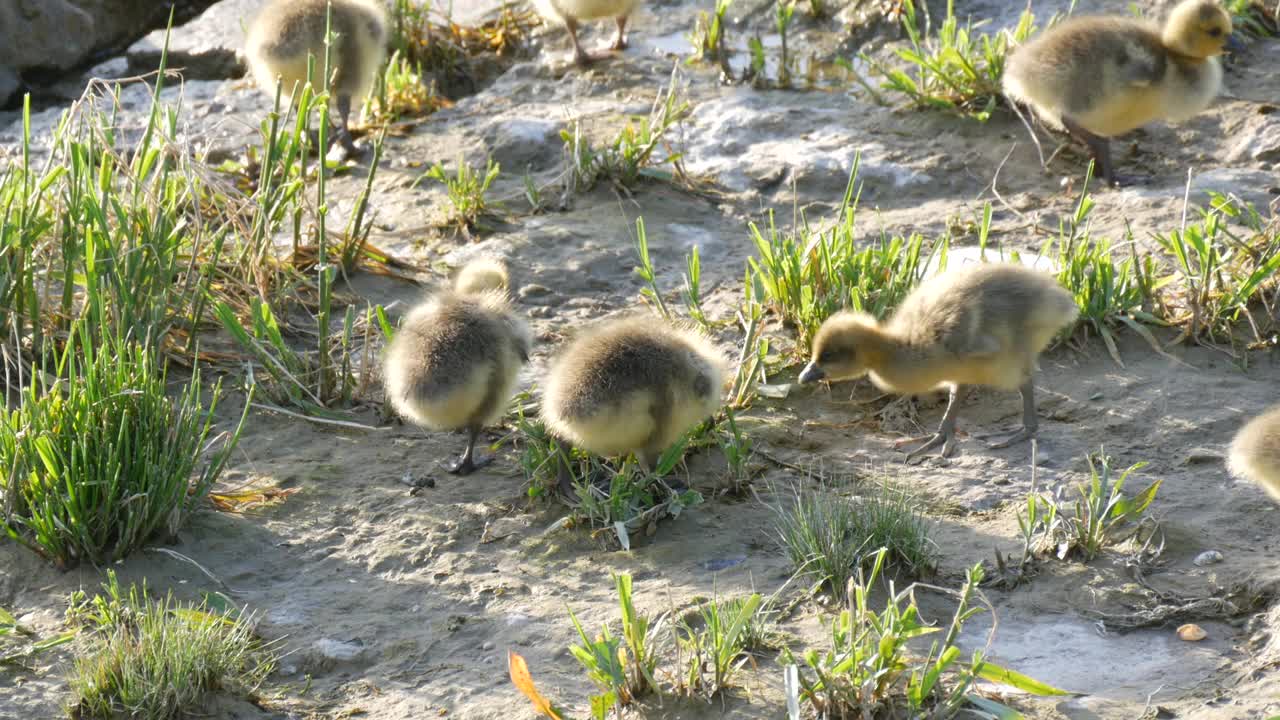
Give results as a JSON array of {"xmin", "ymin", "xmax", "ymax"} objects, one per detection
[
  {"xmin": 453, "ymin": 257, "xmax": 510, "ymax": 296},
  {"xmin": 1003, "ymin": 0, "xmax": 1231, "ymax": 186},
  {"xmin": 541, "ymin": 317, "xmax": 726, "ymax": 488},
  {"xmin": 532, "ymin": 0, "xmax": 639, "ymax": 66},
  {"xmin": 798, "ymin": 263, "xmax": 1079, "ymax": 461},
  {"xmin": 246, "ymin": 0, "xmax": 388, "ymax": 159},
  {"xmin": 1228, "ymin": 404, "xmax": 1280, "ymax": 502},
  {"xmin": 383, "ymin": 261, "xmax": 531, "ymax": 475}
]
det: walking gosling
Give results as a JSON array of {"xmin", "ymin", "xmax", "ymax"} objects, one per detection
[
  {"xmin": 246, "ymin": 0, "xmax": 387, "ymax": 158},
  {"xmin": 1228, "ymin": 404, "xmax": 1280, "ymax": 502},
  {"xmin": 798, "ymin": 263, "xmax": 1079, "ymax": 461},
  {"xmin": 541, "ymin": 317, "xmax": 725, "ymax": 488},
  {"xmin": 1003, "ymin": 0, "xmax": 1231, "ymax": 186},
  {"xmin": 532, "ymin": 0, "xmax": 639, "ymax": 66},
  {"xmin": 383, "ymin": 261, "xmax": 531, "ymax": 475}
]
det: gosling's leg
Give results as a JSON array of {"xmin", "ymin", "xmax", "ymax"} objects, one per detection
[
  {"xmin": 984, "ymin": 380, "xmax": 1039, "ymax": 449},
  {"xmin": 565, "ymin": 17, "xmax": 593, "ymax": 66},
  {"xmin": 555, "ymin": 446, "xmax": 579, "ymax": 499},
  {"xmin": 448, "ymin": 426, "xmax": 493, "ymax": 475},
  {"xmin": 331, "ymin": 93, "xmax": 360, "ymax": 160},
  {"xmin": 1061, "ymin": 116, "xmax": 1147, "ymax": 188},
  {"xmin": 610, "ymin": 15, "xmax": 629, "ymax": 50},
  {"xmin": 895, "ymin": 386, "xmax": 962, "ymax": 462}
]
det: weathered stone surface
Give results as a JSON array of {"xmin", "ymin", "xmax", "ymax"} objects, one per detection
[
  {"xmin": 1227, "ymin": 114, "xmax": 1280, "ymax": 164},
  {"xmin": 0, "ymin": 1, "xmax": 95, "ymax": 72},
  {"xmin": 0, "ymin": 0, "xmax": 218, "ymax": 105},
  {"xmin": 128, "ymin": 0, "xmax": 265, "ymax": 80}
]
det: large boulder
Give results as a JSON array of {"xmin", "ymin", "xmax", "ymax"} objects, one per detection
[
  {"xmin": 127, "ymin": 0, "xmax": 266, "ymax": 81},
  {"xmin": 0, "ymin": 0, "xmax": 218, "ymax": 106}
]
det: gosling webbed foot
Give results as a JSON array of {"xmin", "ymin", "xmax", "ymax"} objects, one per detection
[
  {"xmin": 448, "ymin": 454, "xmax": 492, "ymax": 476},
  {"xmin": 984, "ymin": 427, "xmax": 1037, "ymax": 449},
  {"xmin": 901, "ymin": 430, "xmax": 959, "ymax": 464},
  {"xmin": 1105, "ymin": 172, "xmax": 1153, "ymax": 188},
  {"xmin": 609, "ymin": 15, "xmax": 629, "ymax": 51}
]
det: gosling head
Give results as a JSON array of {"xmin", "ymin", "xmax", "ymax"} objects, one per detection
[
  {"xmin": 798, "ymin": 312, "xmax": 878, "ymax": 385},
  {"xmin": 454, "ymin": 258, "xmax": 510, "ymax": 296},
  {"xmin": 1163, "ymin": 0, "xmax": 1233, "ymax": 59}
]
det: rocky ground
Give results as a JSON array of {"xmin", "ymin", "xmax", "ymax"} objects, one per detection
[{"xmin": 1, "ymin": 0, "xmax": 1279, "ymax": 718}]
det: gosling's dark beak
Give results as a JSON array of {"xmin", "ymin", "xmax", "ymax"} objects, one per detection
[
  {"xmin": 798, "ymin": 362, "xmax": 825, "ymax": 384},
  {"xmin": 1224, "ymin": 32, "xmax": 1246, "ymax": 56}
]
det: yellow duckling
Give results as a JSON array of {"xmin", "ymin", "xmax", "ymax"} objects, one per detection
[
  {"xmin": 799, "ymin": 263, "xmax": 1079, "ymax": 460},
  {"xmin": 541, "ymin": 317, "xmax": 725, "ymax": 487},
  {"xmin": 1228, "ymin": 404, "xmax": 1280, "ymax": 502},
  {"xmin": 532, "ymin": 0, "xmax": 640, "ymax": 65},
  {"xmin": 1003, "ymin": 0, "xmax": 1232, "ymax": 186},
  {"xmin": 246, "ymin": 0, "xmax": 387, "ymax": 158},
  {"xmin": 383, "ymin": 260, "xmax": 531, "ymax": 475}
]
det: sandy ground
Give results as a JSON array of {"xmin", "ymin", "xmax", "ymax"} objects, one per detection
[{"xmin": 2, "ymin": 0, "xmax": 1280, "ymax": 718}]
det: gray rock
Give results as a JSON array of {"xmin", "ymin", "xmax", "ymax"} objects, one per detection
[
  {"xmin": 0, "ymin": 1, "xmax": 95, "ymax": 71},
  {"xmin": 128, "ymin": 0, "xmax": 264, "ymax": 80},
  {"xmin": 0, "ymin": 66, "xmax": 19, "ymax": 107},
  {"xmin": 481, "ymin": 116, "xmax": 561, "ymax": 172},
  {"xmin": 1193, "ymin": 550, "xmax": 1224, "ymax": 566},
  {"xmin": 1227, "ymin": 116, "xmax": 1280, "ymax": 164},
  {"xmin": 312, "ymin": 637, "xmax": 364, "ymax": 661}
]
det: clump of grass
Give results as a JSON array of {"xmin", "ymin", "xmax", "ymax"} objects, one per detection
[
  {"xmin": 368, "ymin": 49, "xmax": 450, "ymax": 123},
  {"xmin": 510, "ymin": 402, "xmax": 704, "ymax": 548},
  {"xmin": 1011, "ymin": 450, "xmax": 1161, "ymax": 564},
  {"xmin": 746, "ymin": 157, "xmax": 946, "ymax": 356},
  {"xmin": 1047, "ymin": 169, "xmax": 1165, "ymax": 365},
  {"xmin": 776, "ymin": 0, "xmax": 798, "ymax": 87},
  {"xmin": 673, "ymin": 592, "xmax": 762, "ymax": 698},
  {"xmin": 783, "ymin": 550, "xmax": 1068, "ymax": 717},
  {"xmin": 774, "ymin": 479, "xmax": 936, "ymax": 597},
  {"xmin": 865, "ymin": 0, "xmax": 1048, "ymax": 119},
  {"xmin": 560, "ymin": 74, "xmax": 691, "ymax": 195},
  {"xmin": 567, "ymin": 574, "xmax": 663, "ymax": 718},
  {"xmin": 0, "ymin": 323, "xmax": 249, "ymax": 569},
  {"xmin": 1225, "ymin": 0, "xmax": 1279, "ymax": 41},
  {"xmin": 1057, "ymin": 452, "xmax": 1161, "ymax": 561},
  {"xmin": 386, "ymin": 0, "xmax": 536, "ymax": 100},
  {"xmin": 1154, "ymin": 192, "xmax": 1280, "ymax": 349},
  {"xmin": 67, "ymin": 571, "xmax": 275, "ymax": 720},
  {"xmin": 689, "ymin": 0, "xmax": 734, "ymax": 65},
  {"xmin": 417, "ymin": 155, "xmax": 502, "ymax": 232}
]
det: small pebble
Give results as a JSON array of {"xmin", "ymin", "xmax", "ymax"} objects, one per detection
[
  {"xmin": 518, "ymin": 283, "xmax": 552, "ymax": 299},
  {"xmin": 481, "ymin": 641, "xmax": 495, "ymax": 651},
  {"xmin": 1194, "ymin": 550, "xmax": 1223, "ymax": 566}
]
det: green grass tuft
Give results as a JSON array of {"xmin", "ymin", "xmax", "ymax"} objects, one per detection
[
  {"xmin": 0, "ymin": 324, "xmax": 248, "ymax": 569},
  {"xmin": 67, "ymin": 571, "xmax": 275, "ymax": 720},
  {"xmin": 746, "ymin": 157, "xmax": 946, "ymax": 357},
  {"xmin": 866, "ymin": 0, "xmax": 1051, "ymax": 120},
  {"xmin": 774, "ymin": 479, "xmax": 936, "ymax": 597}
]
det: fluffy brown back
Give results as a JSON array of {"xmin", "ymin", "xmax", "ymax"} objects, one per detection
[
  {"xmin": 890, "ymin": 263, "xmax": 1078, "ymax": 360},
  {"xmin": 248, "ymin": 0, "xmax": 387, "ymax": 95},
  {"xmin": 1005, "ymin": 16, "xmax": 1166, "ymax": 117},
  {"xmin": 384, "ymin": 292, "xmax": 529, "ymax": 423},
  {"xmin": 1229, "ymin": 404, "xmax": 1280, "ymax": 501},
  {"xmin": 546, "ymin": 318, "xmax": 718, "ymax": 422}
]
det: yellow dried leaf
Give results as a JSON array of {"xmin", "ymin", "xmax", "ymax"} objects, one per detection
[{"xmin": 508, "ymin": 650, "xmax": 561, "ymax": 720}]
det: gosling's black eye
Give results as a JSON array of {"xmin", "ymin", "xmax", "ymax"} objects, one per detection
[{"xmin": 1208, "ymin": 27, "xmax": 1223, "ymax": 37}]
